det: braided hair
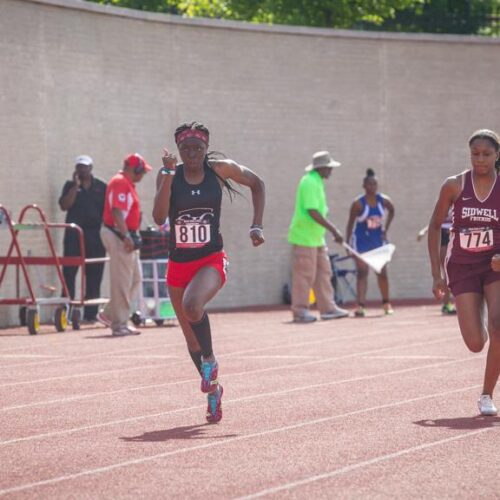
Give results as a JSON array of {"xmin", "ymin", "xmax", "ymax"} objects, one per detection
[
  {"xmin": 468, "ymin": 129, "xmax": 500, "ymax": 174},
  {"xmin": 174, "ymin": 121, "xmax": 240, "ymax": 199}
]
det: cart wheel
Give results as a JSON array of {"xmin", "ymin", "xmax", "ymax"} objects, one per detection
[
  {"xmin": 19, "ymin": 306, "xmax": 27, "ymax": 326},
  {"xmin": 131, "ymin": 311, "xmax": 143, "ymax": 326},
  {"xmin": 27, "ymin": 309, "xmax": 40, "ymax": 335},
  {"xmin": 54, "ymin": 306, "xmax": 68, "ymax": 332},
  {"xmin": 154, "ymin": 319, "xmax": 164, "ymax": 327},
  {"xmin": 71, "ymin": 308, "xmax": 81, "ymax": 330}
]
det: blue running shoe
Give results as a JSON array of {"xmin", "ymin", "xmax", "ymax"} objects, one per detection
[
  {"xmin": 206, "ymin": 385, "xmax": 223, "ymax": 423},
  {"xmin": 201, "ymin": 359, "xmax": 218, "ymax": 393}
]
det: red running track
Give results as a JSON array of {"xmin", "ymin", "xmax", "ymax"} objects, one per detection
[{"xmin": 0, "ymin": 305, "xmax": 499, "ymax": 498}]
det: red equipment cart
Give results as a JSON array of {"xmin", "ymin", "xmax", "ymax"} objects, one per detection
[{"xmin": 0, "ymin": 204, "xmax": 108, "ymax": 334}]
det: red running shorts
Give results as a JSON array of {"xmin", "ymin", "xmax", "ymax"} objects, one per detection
[{"xmin": 166, "ymin": 251, "xmax": 228, "ymax": 289}]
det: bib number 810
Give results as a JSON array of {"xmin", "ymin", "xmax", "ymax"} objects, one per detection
[{"xmin": 175, "ymin": 223, "xmax": 210, "ymax": 248}]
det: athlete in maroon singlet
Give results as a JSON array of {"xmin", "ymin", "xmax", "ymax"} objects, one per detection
[
  {"xmin": 153, "ymin": 122, "xmax": 265, "ymax": 424},
  {"xmin": 428, "ymin": 129, "xmax": 500, "ymax": 416}
]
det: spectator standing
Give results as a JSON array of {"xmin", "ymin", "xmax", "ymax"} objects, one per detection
[
  {"xmin": 287, "ymin": 151, "xmax": 349, "ymax": 323},
  {"xmin": 58, "ymin": 155, "xmax": 106, "ymax": 322},
  {"xmin": 99, "ymin": 153, "xmax": 152, "ymax": 336}
]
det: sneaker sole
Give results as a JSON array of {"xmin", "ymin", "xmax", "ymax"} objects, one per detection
[
  {"xmin": 321, "ymin": 313, "xmax": 349, "ymax": 320},
  {"xmin": 478, "ymin": 407, "xmax": 498, "ymax": 416}
]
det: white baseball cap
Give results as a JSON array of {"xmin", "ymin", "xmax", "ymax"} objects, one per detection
[{"xmin": 75, "ymin": 155, "xmax": 93, "ymax": 166}]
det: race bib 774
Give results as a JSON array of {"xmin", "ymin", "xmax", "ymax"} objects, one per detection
[{"xmin": 459, "ymin": 228, "xmax": 494, "ymax": 253}]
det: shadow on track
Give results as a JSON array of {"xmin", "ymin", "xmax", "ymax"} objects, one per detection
[
  {"xmin": 414, "ymin": 416, "xmax": 500, "ymax": 430},
  {"xmin": 120, "ymin": 424, "xmax": 238, "ymax": 442}
]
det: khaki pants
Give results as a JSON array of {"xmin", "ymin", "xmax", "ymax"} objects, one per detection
[
  {"xmin": 291, "ymin": 245, "xmax": 336, "ymax": 318},
  {"xmin": 100, "ymin": 227, "xmax": 142, "ymax": 329}
]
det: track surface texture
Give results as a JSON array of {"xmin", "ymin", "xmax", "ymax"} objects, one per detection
[{"xmin": 1, "ymin": 305, "xmax": 499, "ymax": 499}]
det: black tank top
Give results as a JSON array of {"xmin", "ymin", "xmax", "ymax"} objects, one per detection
[{"xmin": 168, "ymin": 163, "xmax": 223, "ymax": 262}]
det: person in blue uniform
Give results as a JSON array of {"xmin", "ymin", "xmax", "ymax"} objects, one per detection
[
  {"xmin": 152, "ymin": 122, "xmax": 265, "ymax": 424},
  {"xmin": 345, "ymin": 168, "xmax": 395, "ymax": 317}
]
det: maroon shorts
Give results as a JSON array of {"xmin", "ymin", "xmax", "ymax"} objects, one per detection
[
  {"xmin": 446, "ymin": 258, "xmax": 500, "ymax": 295},
  {"xmin": 166, "ymin": 251, "xmax": 228, "ymax": 289}
]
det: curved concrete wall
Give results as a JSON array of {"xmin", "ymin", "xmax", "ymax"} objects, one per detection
[{"xmin": 1, "ymin": 0, "xmax": 499, "ymax": 325}]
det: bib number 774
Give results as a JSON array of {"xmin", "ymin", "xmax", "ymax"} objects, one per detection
[{"xmin": 459, "ymin": 228, "xmax": 493, "ymax": 253}]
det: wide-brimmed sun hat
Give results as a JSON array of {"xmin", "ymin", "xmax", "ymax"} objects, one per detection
[{"xmin": 305, "ymin": 151, "xmax": 341, "ymax": 171}]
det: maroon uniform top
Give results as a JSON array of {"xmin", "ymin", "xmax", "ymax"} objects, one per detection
[{"xmin": 449, "ymin": 170, "xmax": 500, "ymax": 264}]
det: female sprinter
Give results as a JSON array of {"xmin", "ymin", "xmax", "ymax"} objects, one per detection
[
  {"xmin": 153, "ymin": 122, "xmax": 265, "ymax": 423},
  {"xmin": 345, "ymin": 168, "xmax": 395, "ymax": 317},
  {"xmin": 428, "ymin": 129, "xmax": 500, "ymax": 416}
]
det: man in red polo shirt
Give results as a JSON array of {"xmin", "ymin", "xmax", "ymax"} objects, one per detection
[{"xmin": 98, "ymin": 153, "xmax": 152, "ymax": 336}]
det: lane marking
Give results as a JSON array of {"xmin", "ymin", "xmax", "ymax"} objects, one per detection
[
  {"xmin": 0, "ymin": 383, "xmax": 485, "ymax": 496},
  {"xmin": 0, "ymin": 355, "xmax": 482, "ymax": 444},
  {"xmin": 0, "ymin": 311, "xmax": 291, "ymax": 356},
  {"xmin": 0, "ymin": 318, "xmax": 447, "ymax": 368},
  {"xmin": 0, "ymin": 332, "xmax": 457, "ymax": 389},
  {"xmin": 0, "ymin": 344, "xmax": 184, "ymax": 369},
  {"xmin": 234, "ymin": 355, "xmax": 321, "ymax": 360},
  {"xmin": 106, "ymin": 355, "xmax": 180, "ymax": 360},
  {"xmin": 363, "ymin": 355, "xmax": 451, "ymax": 360},
  {"xmin": 0, "ymin": 336, "xmax": 458, "ymax": 407},
  {"xmin": 0, "ymin": 354, "xmax": 62, "ymax": 359},
  {"xmin": 237, "ymin": 428, "xmax": 494, "ymax": 499},
  {"xmin": 0, "ymin": 325, "xmax": 390, "ymax": 369}
]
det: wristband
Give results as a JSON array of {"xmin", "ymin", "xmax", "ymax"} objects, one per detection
[
  {"xmin": 161, "ymin": 167, "xmax": 175, "ymax": 176},
  {"xmin": 249, "ymin": 224, "xmax": 263, "ymax": 235}
]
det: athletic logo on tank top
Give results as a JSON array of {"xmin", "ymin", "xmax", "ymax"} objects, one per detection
[{"xmin": 461, "ymin": 207, "xmax": 498, "ymax": 223}]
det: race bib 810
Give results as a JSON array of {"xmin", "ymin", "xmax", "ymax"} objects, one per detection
[{"xmin": 175, "ymin": 223, "xmax": 210, "ymax": 248}]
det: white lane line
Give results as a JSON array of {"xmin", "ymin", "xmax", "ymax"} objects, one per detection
[
  {"xmin": 0, "ymin": 363, "xmax": 168, "ymax": 388},
  {"xmin": 0, "ymin": 383, "xmax": 484, "ymax": 496},
  {"xmin": 0, "ymin": 323, "xmax": 388, "ymax": 369},
  {"xmin": 106, "ymin": 355, "xmax": 180, "ymax": 360},
  {"xmin": 363, "ymin": 355, "xmax": 451, "ymax": 360},
  {"xmin": 0, "ymin": 344, "xmax": 181, "ymax": 369},
  {"xmin": 0, "ymin": 319, "xmax": 448, "ymax": 369},
  {"xmin": 0, "ymin": 335, "xmax": 456, "ymax": 396},
  {"xmin": 0, "ymin": 310, "xmax": 288, "ymax": 357},
  {"xmin": 0, "ymin": 355, "xmax": 482, "ymax": 444},
  {"xmin": 237, "ymin": 428, "xmax": 495, "ymax": 499},
  {"xmin": 0, "ymin": 354, "xmax": 62, "ymax": 359},
  {"xmin": 235, "ymin": 355, "xmax": 321, "ymax": 360}
]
